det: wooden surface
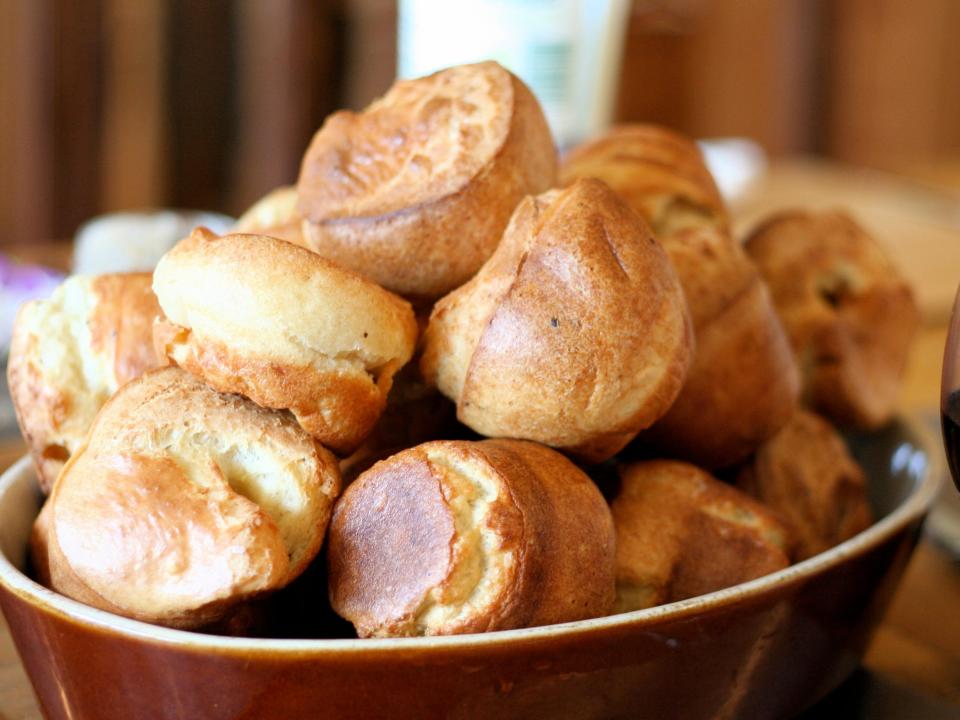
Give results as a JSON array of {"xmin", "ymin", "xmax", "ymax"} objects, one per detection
[
  {"xmin": 824, "ymin": 0, "xmax": 960, "ymax": 172},
  {"xmin": 6, "ymin": 0, "xmax": 960, "ymax": 249},
  {"xmin": 0, "ymin": 161, "xmax": 958, "ymax": 717}
]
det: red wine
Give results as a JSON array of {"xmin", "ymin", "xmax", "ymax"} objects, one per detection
[{"xmin": 941, "ymin": 389, "xmax": 960, "ymax": 491}]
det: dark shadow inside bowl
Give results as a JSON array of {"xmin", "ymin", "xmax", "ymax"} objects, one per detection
[
  {"xmin": 0, "ymin": 457, "xmax": 42, "ymax": 573},
  {"xmin": 845, "ymin": 418, "xmax": 930, "ymax": 519}
]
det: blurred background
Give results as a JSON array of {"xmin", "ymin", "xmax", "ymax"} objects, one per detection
[{"xmin": 2, "ymin": 0, "xmax": 959, "ymax": 248}]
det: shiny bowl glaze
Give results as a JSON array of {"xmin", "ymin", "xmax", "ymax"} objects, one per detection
[{"xmin": 0, "ymin": 419, "xmax": 941, "ymax": 720}]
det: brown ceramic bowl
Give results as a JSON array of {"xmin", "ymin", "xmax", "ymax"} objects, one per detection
[{"xmin": 0, "ymin": 419, "xmax": 940, "ymax": 720}]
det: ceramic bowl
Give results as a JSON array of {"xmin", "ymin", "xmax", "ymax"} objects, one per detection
[{"xmin": 0, "ymin": 419, "xmax": 941, "ymax": 720}]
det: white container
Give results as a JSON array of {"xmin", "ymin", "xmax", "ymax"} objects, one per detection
[
  {"xmin": 398, "ymin": 0, "xmax": 631, "ymax": 149},
  {"xmin": 73, "ymin": 210, "xmax": 234, "ymax": 275}
]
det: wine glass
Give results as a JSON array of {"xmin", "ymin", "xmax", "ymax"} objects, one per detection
[{"xmin": 940, "ymin": 285, "xmax": 960, "ymax": 491}]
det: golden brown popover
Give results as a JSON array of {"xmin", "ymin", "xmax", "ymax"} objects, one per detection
[
  {"xmin": 745, "ymin": 210, "xmax": 919, "ymax": 428},
  {"xmin": 152, "ymin": 228, "xmax": 418, "ymax": 455},
  {"xmin": 560, "ymin": 124, "xmax": 728, "ymax": 236},
  {"xmin": 328, "ymin": 439, "xmax": 616, "ymax": 637},
  {"xmin": 737, "ymin": 410, "xmax": 873, "ymax": 560},
  {"xmin": 612, "ymin": 460, "xmax": 792, "ymax": 613},
  {"xmin": 8, "ymin": 272, "xmax": 163, "ymax": 493},
  {"xmin": 232, "ymin": 185, "xmax": 308, "ymax": 249},
  {"xmin": 297, "ymin": 61, "xmax": 557, "ymax": 302},
  {"xmin": 640, "ymin": 224, "xmax": 800, "ymax": 467},
  {"xmin": 562, "ymin": 125, "xmax": 799, "ymax": 468},
  {"xmin": 421, "ymin": 178, "xmax": 693, "ymax": 463},
  {"xmin": 43, "ymin": 367, "xmax": 341, "ymax": 629}
]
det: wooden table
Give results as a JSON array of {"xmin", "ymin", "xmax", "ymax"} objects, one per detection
[{"xmin": 1, "ymin": 162, "xmax": 959, "ymax": 718}]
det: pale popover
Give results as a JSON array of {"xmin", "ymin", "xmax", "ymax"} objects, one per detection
[
  {"xmin": 232, "ymin": 185, "xmax": 308, "ymax": 249},
  {"xmin": 421, "ymin": 178, "xmax": 693, "ymax": 463},
  {"xmin": 560, "ymin": 124, "xmax": 728, "ymax": 236},
  {"xmin": 8, "ymin": 272, "xmax": 163, "ymax": 493},
  {"xmin": 152, "ymin": 228, "xmax": 419, "ymax": 455},
  {"xmin": 328, "ymin": 439, "xmax": 616, "ymax": 637},
  {"xmin": 297, "ymin": 61, "xmax": 557, "ymax": 301},
  {"xmin": 42, "ymin": 367, "xmax": 341, "ymax": 629},
  {"xmin": 612, "ymin": 460, "xmax": 792, "ymax": 613},
  {"xmin": 562, "ymin": 126, "xmax": 799, "ymax": 468},
  {"xmin": 745, "ymin": 210, "xmax": 920, "ymax": 428},
  {"xmin": 737, "ymin": 410, "xmax": 873, "ymax": 560}
]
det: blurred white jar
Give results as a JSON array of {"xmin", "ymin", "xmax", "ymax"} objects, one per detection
[
  {"xmin": 73, "ymin": 210, "xmax": 234, "ymax": 274},
  {"xmin": 398, "ymin": 0, "xmax": 630, "ymax": 149}
]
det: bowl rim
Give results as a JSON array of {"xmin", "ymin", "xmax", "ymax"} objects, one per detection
[{"xmin": 0, "ymin": 418, "xmax": 943, "ymax": 655}]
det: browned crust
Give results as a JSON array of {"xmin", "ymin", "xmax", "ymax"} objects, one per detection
[
  {"xmin": 42, "ymin": 367, "xmax": 341, "ymax": 629},
  {"xmin": 46, "ymin": 452, "xmax": 290, "ymax": 629},
  {"xmin": 328, "ymin": 452, "xmax": 462, "ymax": 635},
  {"xmin": 44, "ymin": 489, "xmax": 141, "ymax": 619},
  {"xmin": 329, "ymin": 442, "xmax": 534, "ymax": 637},
  {"xmin": 89, "ymin": 273, "xmax": 163, "ymax": 385},
  {"xmin": 560, "ymin": 124, "xmax": 728, "ymax": 234},
  {"xmin": 612, "ymin": 460, "xmax": 792, "ymax": 612},
  {"xmin": 737, "ymin": 410, "xmax": 874, "ymax": 560},
  {"xmin": 744, "ymin": 209, "xmax": 920, "ymax": 428},
  {"xmin": 658, "ymin": 224, "xmax": 754, "ymax": 328},
  {"xmin": 638, "ymin": 226, "xmax": 800, "ymax": 468},
  {"xmin": 152, "ymin": 231, "xmax": 419, "ymax": 455},
  {"xmin": 298, "ymin": 66, "xmax": 557, "ymax": 301},
  {"xmin": 154, "ymin": 318, "xmax": 390, "ymax": 456},
  {"xmin": 7, "ymin": 321, "xmax": 70, "ymax": 493},
  {"xmin": 480, "ymin": 440, "xmax": 616, "ymax": 627},
  {"xmin": 7, "ymin": 273, "xmax": 163, "ymax": 494},
  {"xmin": 75, "ymin": 366, "xmax": 341, "ymax": 582},
  {"xmin": 421, "ymin": 178, "xmax": 693, "ymax": 463},
  {"xmin": 328, "ymin": 439, "xmax": 615, "ymax": 637},
  {"xmin": 232, "ymin": 186, "xmax": 311, "ymax": 250},
  {"xmin": 561, "ymin": 128, "xmax": 798, "ymax": 466}
]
